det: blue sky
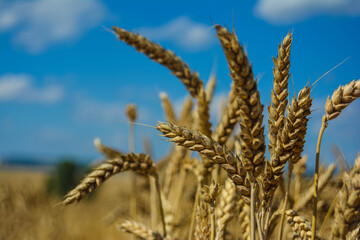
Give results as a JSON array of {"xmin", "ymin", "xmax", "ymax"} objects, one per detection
[{"xmin": 1, "ymin": 0, "xmax": 360, "ymax": 168}]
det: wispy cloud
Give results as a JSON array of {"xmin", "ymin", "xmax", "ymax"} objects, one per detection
[
  {"xmin": 254, "ymin": 0, "xmax": 360, "ymax": 24},
  {"xmin": 138, "ymin": 16, "xmax": 216, "ymax": 51},
  {"xmin": 0, "ymin": 0, "xmax": 107, "ymax": 53},
  {"xmin": 0, "ymin": 74, "xmax": 63, "ymax": 103}
]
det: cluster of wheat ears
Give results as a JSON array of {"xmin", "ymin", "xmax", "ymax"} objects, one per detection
[{"xmin": 62, "ymin": 24, "xmax": 360, "ymax": 240}]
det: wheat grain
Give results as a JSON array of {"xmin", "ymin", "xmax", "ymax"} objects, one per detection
[{"xmin": 215, "ymin": 25, "xmax": 265, "ymax": 177}]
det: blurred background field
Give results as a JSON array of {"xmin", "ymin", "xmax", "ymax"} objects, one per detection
[{"xmin": 1, "ymin": 0, "xmax": 360, "ymax": 239}]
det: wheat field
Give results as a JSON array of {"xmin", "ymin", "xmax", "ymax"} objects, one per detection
[{"xmin": 1, "ymin": 23, "xmax": 360, "ymax": 240}]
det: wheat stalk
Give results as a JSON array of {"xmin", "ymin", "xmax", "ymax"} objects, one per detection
[
  {"xmin": 215, "ymin": 25, "xmax": 265, "ymax": 178},
  {"xmin": 294, "ymin": 164, "xmax": 335, "ymax": 211}
]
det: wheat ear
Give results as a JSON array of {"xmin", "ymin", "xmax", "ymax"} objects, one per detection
[
  {"xmin": 278, "ymin": 86, "xmax": 312, "ymax": 240},
  {"xmin": 118, "ymin": 220, "xmax": 162, "ymax": 240},
  {"xmin": 345, "ymin": 224, "xmax": 360, "ymax": 240},
  {"xmin": 160, "ymin": 92, "xmax": 177, "ymax": 124},
  {"xmin": 179, "ymin": 96, "xmax": 193, "ymax": 126},
  {"xmin": 285, "ymin": 210, "xmax": 321, "ymax": 240},
  {"xmin": 215, "ymin": 25, "xmax": 265, "ymax": 178},
  {"xmin": 94, "ymin": 138, "xmax": 123, "ymax": 158},
  {"xmin": 312, "ymin": 79, "xmax": 360, "ymax": 239},
  {"xmin": 63, "ymin": 153, "xmax": 156, "ymax": 205},
  {"xmin": 113, "ymin": 26, "xmax": 212, "ymax": 169},
  {"xmin": 113, "ymin": 27, "xmax": 202, "ymax": 98},
  {"xmin": 202, "ymin": 182, "xmax": 221, "ymax": 240},
  {"xmin": 268, "ymin": 32, "xmax": 292, "ymax": 168},
  {"xmin": 332, "ymin": 154, "xmax": 360, "ymax": 238},
  {"xmin": 206, "ymin": 74, "xmax": 217, "ymax": 103},
  {"xmin": 195, "ymin": 198, "xmax": 211, "ymax": 240},
  {"xmin": 156, "ymin": 121, "xmax": 251, "ymax": 203},
  {"xmin": 262, "ymin": 86, "xmax": 312, "ymax": 207},
  {"xmin": 215, "ymin": 179, "xmax": 237, "ymax": 240}
]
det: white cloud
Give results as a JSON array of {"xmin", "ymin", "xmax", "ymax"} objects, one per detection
[
  {"xmin": 254, "ymin": 0, "xmax": 360, "ymax": 24},
  {"xmin": 0, "ymin": 0, "xmax": 107, "ymax": 53},
  {"xmin": 138, "ymin": 16, "xmax": 216, "ymax": 51},
  {"xmin": 0, "ymin": 74, "xmax": 63, "ymax": 103}
]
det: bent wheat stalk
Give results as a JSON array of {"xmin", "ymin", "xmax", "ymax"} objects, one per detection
[{"xmin": 312, "ymin": 79, "xmax": 360, "ymax": 239}]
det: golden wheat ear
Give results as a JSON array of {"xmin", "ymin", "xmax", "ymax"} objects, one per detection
[
  {"xmin": 118, "ymin": 220, "xmax": 163, "ymax": 240},
  {"xmin": 285, "ymin": 209, "xmax": 321, "ymax": 240},
  {"xmin": 156, "ymin": 121, "xmax": 251, "ymax": 204},
  {"xmin": 332, "ymin": 154, "xmax": 360, "ymax": 239},
  {"xmin": 63, "ymin": 153, "xmax": 156, "ymax": 206},
  {"xmin": 215, "ymin": 24, "xmax": 265, "ymax": 178}
]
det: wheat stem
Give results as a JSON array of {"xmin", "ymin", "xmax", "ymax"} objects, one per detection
[
  {"xmin": 189, "ymin": 183, "xmax": 202, "ymax": 240},
  {"xmin": 319, "ymin": 194, "xmax": 337, "ymax": 237},
  {"xmin": 278, "ymin": 162, "xmax": 293, "ymax": 240},
  {"xmin": 250, "ymin": 181, "xmax": 256, "ymax": 240},
  {"xmin": 155, "ymin": 175, "xmax": 167, "ymax": 237},
  {"xmin": 312, "ymin": 118, "xmax": 327, "ymax": 240}
]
